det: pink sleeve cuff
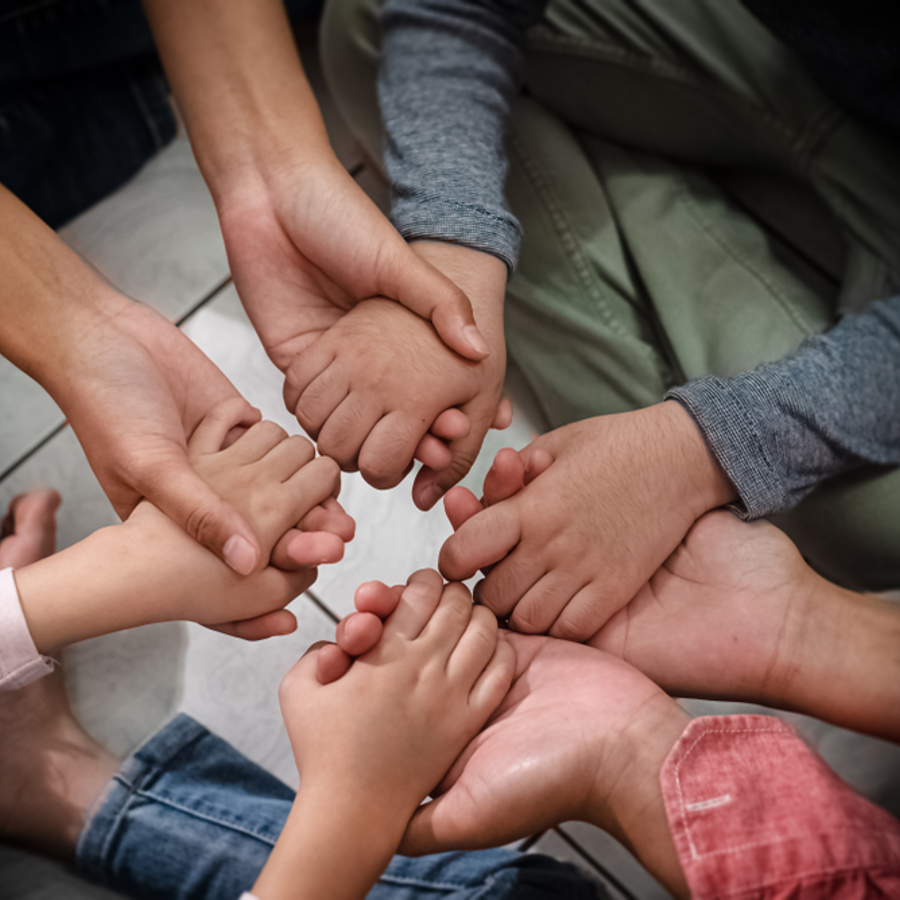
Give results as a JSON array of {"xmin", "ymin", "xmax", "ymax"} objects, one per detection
[
  {"xmin": 0, "ymin": 567, "xmax": 55, "ymax": 691},
  {"xmin": 661, "ymin": 715, "xmax": 900, "ymax": 898}
]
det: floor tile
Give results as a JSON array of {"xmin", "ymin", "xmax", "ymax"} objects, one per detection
[
  {"xmin": 528, "ymin": 828, "xmax": 613, "ymax": 894},
  {"xmin": 59, "ymin": 138, "xmax": 230, "ymax": 322},
  {"xmin": 0, "ymin": 846, "xmax": 123, "ymax": 900},
  {"xmin": 176, "ymin": 596, "xmax": 336, "ymax": 790},
  {"xmin": 558, "ymin": 822, "xmax": 672, "ymax": 900}
]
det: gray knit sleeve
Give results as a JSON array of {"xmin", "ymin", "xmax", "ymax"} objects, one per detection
[
  {"xmin": 667, "ymin": 297, "xmax": 900, "ymax": 519},
  {"xmin": 378, "ymin": 0, "xmax": 548, "ymax": 269}
]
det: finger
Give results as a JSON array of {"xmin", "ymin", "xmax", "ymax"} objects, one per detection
[
  {"xmin": 188, "ymin": 399, "xmax": 261, "ymax": 457},
  {"xmin": 298, "ymin": 496, "xmax": 356, "ymax": 542},
  {"xmin": 315, "ymin": 643, "xmax": 353, "ymax": 684},
  {"xmin": 271, "ymin": 530, "xmax": 343, "ymax": 569},
  {"xmin": 482, "ymin": 447, "xmax": 526, "ymax": 507},
  {"xmin": 430, "ymin": 408, "xmax": 471, "ymax": 441},
  {"xmin": 335, "ymin": 611, "xmax": 384, "ymax": 656},
  {"xmin": 357, "ymin": 410, "xmax": 426, "ymax": 490},
  {"xmin": 442, "ymin": 486, "xmax": 483, "ymax": 532},
  {"xmin": 291, "ymin": 363, "xmax": 351, "ymax": 440},
  {"xmin": 438, "ymin": 503, "xmax": 522, "ymax": 581},
  {"xmin": 283, "ymin": 343, "xmax": 337, "ymax": 432},
  {"xmin": 519, "ymin": 445, "xmax": 554, "ymax": 484},
  {"xmin": 208, "ymin": 608, "xmax": 298, "ymax": 641},
  {"xmin": 474, "ymin": 546, "xmax": 545, "ymax": 618},
  {"xmin": 222, "ymin": 420, "xmax": 290, "ymax": 464},
  {"xmin": 139, "ymin": 453, "xmax": 261, "ymax": 575},
  {"xmin": 281, "ymin": 457, "xmax": 343, "ymax": 531},
  {"xmin": 468, "ymin": 632, "xmax": 516, "ymax": 713},
  {"xmin": 261, "ymin": 434, "xmax": 317, "ymax": 482},
  {"xmin": 413, "ymin": 433, "xmax": 452, "ymax": 472},
  {"xmin": 316, "ymin": 393, "xmax": 382, "ymax": 472},
  {"xmin": 279, "ymin": 642, "xmax": 326, "ymax": 706},
  {"xmin": 416, "ymin": 581, "xmax": 475, "ymax": 656},
  {"xmin": 446, "ymin": 604, "xmax": 499, "ymax": 685},
  {"xmin": 547, "ymin": 583, "xmax": 610, "ymax": 642},
  {"xmin": 354, "ymin": 580, "xmax": 404, "ymax": 617},
  {"xmin": 384, "ymin": 568, "xmax": 444, "ymax": 640},
  {"xmin": 508, "ymin": 571, "xmax": 583, "ymax": 635},
  {"xmin": 490, "ymin": 397, "xmax": 513, "ymax": 431},
  {"xmin": 387, "ymin": 250, "xmax": 489, "ymax": 362}
]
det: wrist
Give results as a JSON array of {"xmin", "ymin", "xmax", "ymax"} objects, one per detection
[
  {"xmin": 588, "ymin": 697, "xmax": 691, "ymax": 897},
  {"xmin": 660, "ymin": 400, "xmax": 737, "ymax": 517},
  {"xmin": 15, "ymin": 525, "xmax": 134, "ymax": 653},
  {"xmin": 253, "ymin": 782, "xmax": 405, "ymax": 900}
]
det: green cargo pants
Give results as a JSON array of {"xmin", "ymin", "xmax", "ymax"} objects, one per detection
[{"xmin": 320, "ymin": 0, "xmax": 900, "ymax": 590}]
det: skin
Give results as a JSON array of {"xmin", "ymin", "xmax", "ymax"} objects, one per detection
[
  {"xmin": 15, "ymin": 402, "xmax": 349, "ymax": 649},
  {"xmin": 439, "ymin": 402, "xmax": 736, "ymax": 640},
  {"xmin": 142, "ymin": 0, "xmax": 508, "ymax": 506},
  {"xmin": 446, "ymin": 447, "xmax": 900, "ymax": 742},
  {"xmin": 252, "ymin": 571, "xmax": 516, "ymax": 900}
]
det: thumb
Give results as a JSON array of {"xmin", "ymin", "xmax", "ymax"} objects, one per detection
[
  {"xmin": 139, "ymin": 450, "xmax": 262, "ymax": 575},
  {"xmin": 386, "ymin": 251, "xmax": 489, "ymax": 362},
  {"xmin": 400, "ymin": 795, "xmax": 472, "ymax": 857}
]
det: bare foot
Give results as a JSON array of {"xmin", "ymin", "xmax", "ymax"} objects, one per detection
[
  {"xmin": 0, "ymin": 672, "xmax": 120, "ymax": 860},
  {"xmin": 0, "ymin": 489, "xmax": 119, "ymax": 860},
  {"xmin": 0, "ymin": 489, "xmax": 61, "ymax": 569}
]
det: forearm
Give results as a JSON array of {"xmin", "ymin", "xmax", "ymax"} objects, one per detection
[
  {"xmin": 0, "ymin": 185, "xmax": 127, "ymax": 398},
  {"xmin": 252, "ymin": 786, "xmax": 404, "ymax": 900},
  {"xmin": 380, "ymin": 0, "xmax": 547, "ymax": 268},
  {"xmin": 776, "ymin": 577, "xmax": 900, "ymax": 742},
  {"xmin": 13, "ymin": 525, "xmax": 170, "ymax": 653},
  {"xmin": 142, "ymin": 0, "xmax": 332, "ymax": 203},
  {"xmin": 668, "ymin": 296, "xmax": 900, "ymax": 519}
]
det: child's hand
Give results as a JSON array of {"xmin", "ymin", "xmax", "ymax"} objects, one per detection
[
  {"xmin": 439, "ymin": 403, "xmax": 734, "ymax": 641},
  {"xmin": 282, "ymin": 296, "xmax": 507, "ymax": 507},
  {"xmin": 279, "ymin": 570, "xmax": 515, "ymax": 824},
  {"xmin": 117, "ymin": 402, "xmax": 346, "ymax": 639}
]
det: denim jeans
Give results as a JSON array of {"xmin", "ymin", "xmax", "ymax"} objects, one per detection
[
  {"xmin": 0, "ymin": 0, "xmax": 324, "ymax": 228},
  {"xmin": 75, "ymin": 714, "xmax": 601, "ymax": 900}
]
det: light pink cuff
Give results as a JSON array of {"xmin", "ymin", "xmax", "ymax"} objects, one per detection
[
  {"xmin": 661, "ymin": 715, "xmax": 900, "ymax": 898},
  {"xmin": 239, "ymin": 894, "xmax": 259, "ymax": 900},
  {"xmin": 0, "ymin": 567, "xmax": 55, "ymax": 691}
]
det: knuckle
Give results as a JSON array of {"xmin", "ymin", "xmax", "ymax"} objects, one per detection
[
  {"xmin": 509, "ymin": 602, "xmax": 547, "ymax": 635},
  {"xmin": 183, "ymin": 502, "xmax": 222, "ymax": 549},
  {"xmin": 549, "ymin": 607, "xmax": 596, "ymax": 642}
]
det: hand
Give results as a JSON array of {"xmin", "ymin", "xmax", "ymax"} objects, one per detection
[
  {"xmin": 219, "ymin": 156, "xmax": 490, "ymax": 379},
  {"xmin": 278, "ymin": 570, "xmax": 516, "ymax": 823},
  {"xmin": 56, "ymin": 300, "xmax": 266, "ymax": 574},
  {"xmin": 16, "ymin": 403, "xmax": 348, "ymax": 648},
  {"xmin": 121, "ymin": 403, "xmax": 343, "ymax": 639},
  {"xmin": 282, "ymin": 295, "xmax": 506, "ymax": 500},
  {"xmin": 439, "ymin": 402, "xmax": 735, "ymax": 640}
]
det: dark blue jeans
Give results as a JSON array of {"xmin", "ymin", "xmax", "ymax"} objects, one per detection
[
  {"xmin": 0, "ymin": 0, "xmax": 323, "ymax": 228},
  {"xmin": 75, "ymin": 714, "xmax": 601, "ymax": 900}
]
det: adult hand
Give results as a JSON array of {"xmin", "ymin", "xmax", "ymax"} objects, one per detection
[
  {"xmin": 55, "ymin": 301, "xmax": 272, "ymax": 574},
  {"xmin": 219, "ymin": 156, "xmax": 490, "ymax": 378},
  {"xmin": 439, "ymin": 402, "xmax": 735, "ymax": 639}
]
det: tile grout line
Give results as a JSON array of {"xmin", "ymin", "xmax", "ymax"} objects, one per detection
[{"xmin": 552, "ymin": 827, "xmax": 640, "ymax": 900}]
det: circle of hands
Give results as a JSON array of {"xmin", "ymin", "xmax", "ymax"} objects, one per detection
[{"xmin": 56, "ymin": 161, "xmax": 830, "ymax": 863}]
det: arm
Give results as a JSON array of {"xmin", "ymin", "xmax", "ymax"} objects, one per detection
[
  {"xmin": 668, "ymin": 296, "xmax": 900, "ymax": 518},
  {"xmin": 251, "ymin": 572, "xmax": 516, "ymax": 900},
  {"xmin": 0, "ymin": 184, "xmax": 267, "ymax": 573},
  {"xmin": 141, "ymin": 0, "xmax": 488, "ymax": 365},
  {"xmin": 9, "ymin": 409, "xmax": 347, "ymax": 658},
  {"xmin": 379, "ymin": 0, "xmax": 548, "ymax": 268}
]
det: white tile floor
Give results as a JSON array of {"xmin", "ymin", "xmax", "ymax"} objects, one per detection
[{"xmin": 3, "ymin": 43, "xmax": 899, "ymax": 900}]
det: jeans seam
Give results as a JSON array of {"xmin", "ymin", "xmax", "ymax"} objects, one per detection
[
  {"xmin": 128, "ymin": 786, "xmax": 280, "ymax": 847},
  {"xmin": 508, "ymin": 126, "xmax": 664, "ymax": 370},
  {"xmin": 674, "ymin": 174, "xmax": 820, "ymax": 338},
  {"xmin": 378, "ymin": 872, "xmax": 497, "ymax": 891},
  {"xmin": 90, "ymin": 772, "xmax": 145, "ymax": 877}
]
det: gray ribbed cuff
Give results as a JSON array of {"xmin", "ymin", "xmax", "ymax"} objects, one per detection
[
  {"xmin": 666, "ymin": 380, "xmax": 787, "ymax": 520},
  {"xmin": 392, "ymin": 198, "xmax": 521, "ymax": 271}
]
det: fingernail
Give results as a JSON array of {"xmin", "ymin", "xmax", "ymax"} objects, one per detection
[
  {"xmin": 462, "ymin": 325, "xmax": 489, "ymax": 358},
  {"xmin": 419, "ymin": 482, "xmax": 445, "ymax": 510},
  {"xmin": 223, "ymin": 534, "xmax": 257, "ymax": 575}
]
